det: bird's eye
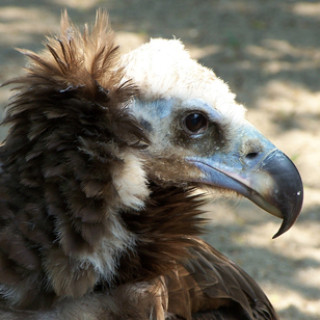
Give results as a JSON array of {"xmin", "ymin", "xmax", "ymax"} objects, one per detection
[{"xmin": 183, "ymin": 112, "xmax": 208, "ymax": 135}]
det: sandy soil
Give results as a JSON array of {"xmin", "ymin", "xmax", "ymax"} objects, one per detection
[{"xmin": 0, "ymin": 1, "xmax": 319, "ymax": 319}]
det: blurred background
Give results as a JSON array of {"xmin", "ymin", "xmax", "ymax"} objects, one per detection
[{"xmin": 0, "ymin": 1, "xmax": 319, "ymax": 319}]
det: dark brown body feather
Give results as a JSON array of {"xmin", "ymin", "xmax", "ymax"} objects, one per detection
[
  {"xmin": 0, "ymin": 11, "xmax": 147, "ymax": 307},
  {"xmin": 0, "ymin": 10, "xmax": 278, "ymax": 319}
]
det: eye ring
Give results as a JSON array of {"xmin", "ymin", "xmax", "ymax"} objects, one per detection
[{"xmin": 182, "ymin": 112, "xmax": 209, "ymax": 135}]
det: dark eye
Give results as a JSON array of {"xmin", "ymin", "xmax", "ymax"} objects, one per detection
[{"xmin": 183, "ymin": 112, "xmax": 208, "ymax": 134}]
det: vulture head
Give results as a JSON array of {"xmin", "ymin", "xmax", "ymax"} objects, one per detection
[
  {"xmin": 121, "ymin": 40, "xmax": 303, "ymax": 238},
  {"xmin": 0, "ymin": 10, "xmax": 303, "ymax": 317}
]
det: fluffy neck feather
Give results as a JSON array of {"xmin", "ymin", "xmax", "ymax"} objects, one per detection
[
  {"xmin": 0, "ymin": 11, "xmax": 205, "ymax": 308},
  {"xmin": 2, "ymin": 12, "xmax": 146, "ymax": 256},
  {"xmin": 0, "ymin": 11, "xmax": 149, "ymax": 307},
  {"xmin": 118, "ymin": 184, "xmax": 206, "ymax": 284}
]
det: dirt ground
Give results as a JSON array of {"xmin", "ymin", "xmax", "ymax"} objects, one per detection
[{"xmin": 0, "ymin": 1, "xmax": 319, "ymax": 319}]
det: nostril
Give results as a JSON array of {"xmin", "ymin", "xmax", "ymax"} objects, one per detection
[
  {"xmin": 246, "ymin": 152, "xmax": 259, "ymax": 160},
  {"xmin": 242, "ymin": 139, "xmax": 263, "ymax": 163}
]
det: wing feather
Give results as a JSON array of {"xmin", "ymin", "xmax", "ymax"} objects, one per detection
[{"xmin": 165, "ymin": 238, "xmax": 278, "ymax": 320}]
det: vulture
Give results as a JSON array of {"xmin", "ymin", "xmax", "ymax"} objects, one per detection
[{"xmin": 0, "ymin": 11, "xmax": 303, "ymax": 320}]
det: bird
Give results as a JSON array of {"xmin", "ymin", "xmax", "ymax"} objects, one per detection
[{"xmin": 0, "ymin": 10, "xmax": 303, "ymax": 320}]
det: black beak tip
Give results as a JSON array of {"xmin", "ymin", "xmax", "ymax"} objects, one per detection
[
  {"xmin": 272, "ymin": 209, "xmax": 302, "ymax": 239},
  {"xmin": 259, "ymin": 150, "xmax": 304, "ymax": 239},
  {"xmin": 272, "ymin": 170, "xmax": 303, "ymax": 239},
  {"xmin": 272, "ymin": 191, "xmax": 303, "ymax": 239}
]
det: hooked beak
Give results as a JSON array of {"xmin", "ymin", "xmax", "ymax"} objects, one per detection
[{"xmin": 187, "ymin": 125, "xmax": 303, "ymax": 238}]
